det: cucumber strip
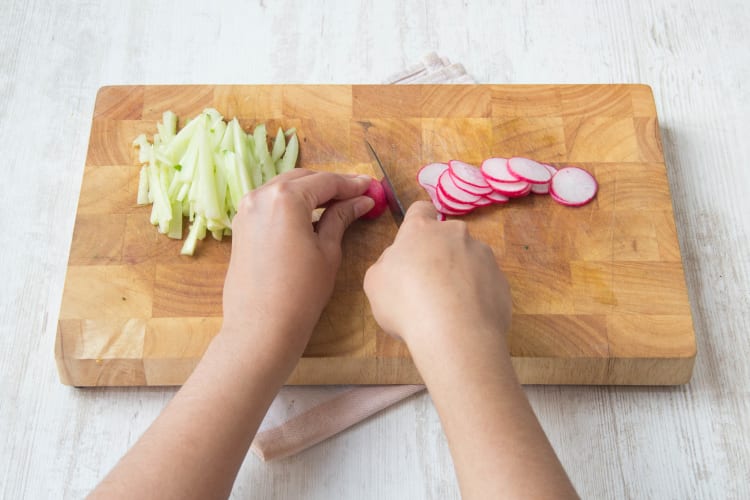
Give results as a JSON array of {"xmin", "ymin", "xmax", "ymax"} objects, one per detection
[
  {"xmin": 246, "ymin": 134, "xmax": 262, "ymax": 189},
  {"xmin": 223, "ymin": 151, "xmax": 244, "ymax": 210},
  {"xmin": 162, "ymin": 111, "xmax": 177, "ymax": 141},
  {"xmin": 211, "ymin": 229, "xmax": 223, "ymax": 241},
  {"xmin": 196, "ymin": 125, "xmax": 223, "ymax": 221},
  {"xmin": 148, "ymin": 163, "xmax": 172, "ymax": 227},
  {"xmin": 133, "ymin": 134, "xmax": 151, "ymax": 164},
  {"xmin": 284, "ymin": 127, "xmax": 297, "ymax": 138},
  {"xmin": 220, "ymin": 119, "xmax": 235, "ymax": 152},
  {"xmin": 181, "ymin": 215, "xmax": 206, "ymax": 256},
  {"xmin": 162, "ymin": 117, "xmax": 201, "ymax": 163},
  {"xmin": 168, "ymin": 201, "xmax": 183, "ymax": 239},
  {"xmin": 176, "ymin": 183, "xmax": 190, "ymax": 203},
  {"xmin": 137, "ymin": 166, "xmax": 150, "ymax": 205},
  {"xmin": 232, "ymin": 120, "xmax": 253, "ymax": 193},
  {"xmin": 223, "ymin": 227, "xmax": 232, "ymax": 236},
  {"xmin": 253, "ymin": 124, "xmax": 275, "ymax": 182},
  {"xmin": 271, "ymin": 127, "xmax": 286, "ymax": 163},
  {"xmin": 276, "ymin": 133, "xmax": 299, "ymax": 173}
]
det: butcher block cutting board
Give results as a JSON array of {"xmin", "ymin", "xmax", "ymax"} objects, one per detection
[{"xmin": 56, "ymin": 84, "xmax": 696, "ymax": 386}]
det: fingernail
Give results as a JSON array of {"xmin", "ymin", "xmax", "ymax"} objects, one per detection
[
  {"xmin": 354, "ymin": 196, "xmax": 375, "ymax": 217},
  {"xmin": 357, "ymin": 174, "xmax": 373, "ymax": 181}
]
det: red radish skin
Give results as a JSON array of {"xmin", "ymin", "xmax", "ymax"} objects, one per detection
[
  {"xmin": 438, "ymin": 170, "xmax": 483, "ymax": 204},
  {"xmin": 361, "ymin": 178, "xmax": 388, "ymax": 219},
  {"xmin": 531, "ymin": 164, "xmax": 558, "ymax": 195},
  {"xmin": 437, "ymin": 183, "xmax": 477, "ymax": 212},
  {"xmin": 481, "ymin": 157, "xmax": 519, "ymax": 183},
  {"xmin": 485, "ymin": 176, "xmax": 532, "ymax": 197},
  {"xmin": 470, "ymin": 196, "xmax": 494, "ymax": 207},
  {"xmin": 448, "ymin": 160, "xmax": 489, "ymax": 188},
  {"xmin": 548, "ymin": 166, "xmax": 598, "ymax": 207},
  {"xmin": 484, "ymin": 191, "xmax": 510, "ymax": 204},
  {"xmin": 449, "ymin": 171, "xmax": 494, "ymax": 195},
  {"xmin": 507, "ymin": 157, "xmax": 553, "ymax": 184},
  {"xmin": 424, "ymin": 184, "xmax": 472, "ymax": 215}
]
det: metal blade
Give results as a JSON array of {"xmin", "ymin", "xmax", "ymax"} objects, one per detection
[{"xmin": 365, "ymin": 140, "xmax": 406, "ymax": 226}]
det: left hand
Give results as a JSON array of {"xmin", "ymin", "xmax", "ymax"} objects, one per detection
[{"xmin": 220, "ymin": 169, "xmax": 375, "ymax": 360}]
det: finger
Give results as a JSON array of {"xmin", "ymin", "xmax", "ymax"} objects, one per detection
[
  {"xmin": 402, "ymin": 200, "xmax": 437, "ymax": 222},
  {"xmin": 316, "ymin": 196, "xmax": 375, "ymax": 246},
  {"xmin": 293, "ymin": 172, "xmax": 373, "ymax": 210},
  {"xmin": 262, "ymin": 168, "xmax": 314, "ymax": 187}
]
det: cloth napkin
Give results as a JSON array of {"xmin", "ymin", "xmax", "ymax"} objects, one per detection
[{"xmin": 251, "ymin": 53, "xmax": 475, "ymax": 461}]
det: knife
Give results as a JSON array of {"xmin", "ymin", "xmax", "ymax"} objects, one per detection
[{"xmin": 365, "ymin": 140, "xmax": 406, "ymax": 226}]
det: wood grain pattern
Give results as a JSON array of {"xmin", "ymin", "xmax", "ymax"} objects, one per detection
[{"xmin": 57, "ymin": 84, "xmax": 696, "ymax": 386}]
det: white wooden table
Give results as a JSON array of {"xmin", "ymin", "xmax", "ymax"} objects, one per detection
[{"xmin": 1, "ymin": 1, "xmax": 748, "ymax": 498}]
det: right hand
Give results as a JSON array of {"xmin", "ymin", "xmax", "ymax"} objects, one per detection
[{"xmin": 363, "ymin": 201, "xmax": 512, "ymax": 351}]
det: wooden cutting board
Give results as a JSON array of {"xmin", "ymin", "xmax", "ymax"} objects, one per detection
[{"xmin": 56, "ymin": 84, "xmax": 696, "ymax": 386}]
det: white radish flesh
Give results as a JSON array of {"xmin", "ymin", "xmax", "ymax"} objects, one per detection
[
  {"xmin": 438, "ymin": 170, "xmax": 482, "ymax": 204},
  {"xmin": 485, "ymin": 176, "xmax": 532, "ymax": 197},
  {"xmin": 448, "ymin": 160, "xmax": 489, "ymax": 188},
  {"xmin": 549, "ymin": 167, "xmax": 598, "ymax": 206},
  {"xmin": 507, "ymin": 157, "xmax": 553, "ymax": 184},
  {"xmin": 481, "ymin": 157, "xmax": 519, "ymax": 183},
  {"xmin": 450, "ymin": 171, "xmax": 494, "ymax": 195},
  {"xmin": 530, "ymin": 164, "xmax": 558, "ymax": 194},
  {"xmin": 418, "ymin": 162, "xmax": 449, "ymax": 188}
]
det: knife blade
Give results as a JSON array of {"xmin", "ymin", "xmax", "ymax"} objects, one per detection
[{"xmin": 365, "ymin": 140, "xmax": 406, "ymax": 226}]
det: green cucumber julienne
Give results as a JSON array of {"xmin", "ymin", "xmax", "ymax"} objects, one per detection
[{"xmin": 133, "ymin": 109, "xmax": 299, "ymax": 256}]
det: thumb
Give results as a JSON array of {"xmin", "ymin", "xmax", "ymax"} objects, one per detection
[{"xmin": 316, "ymin": 195, "xmax": 375, "ymax": 245}]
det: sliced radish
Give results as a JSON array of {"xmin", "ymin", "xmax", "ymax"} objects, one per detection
[
  {"xmin": 437, "ymin": 183, "xmax": 477, "ymax": 212},
  {"xmin": 507, "ymin": 157, "xmax": 553, "ymax": 184},
  {"xmin": 450, "ymin": 171, "xmax": 494, "ymax": 195},
  {"xmin": 530, "ymin": 164, "xmax": 558, "ymax": 195},
  {"xmin": 423, "ymin": 184, "xmax": 472, "ymax": 215},
  {"xmin": 438, "ymin": 170, "xmax": 482, "ymax": 204},
  {"xmin": 418, "ymin": 162, "xmax": 449, "ymax": 189},
  {"xmin": 448, "ymin": 160, "xmax": 488, "ymax": 188},
  {"xmin": 549, "ymin": 167, "xmax": 598, "ymax": 207},
  {"xmin": 484, "ymin": 191, "xmax": 510, "ymax": 204},
  {"xmin": 470, "ymin": 196, "xmax": 494, "ymax": 207},
  {"xmin": 481, "ymin": 158, "xmax": 519, "ymax": 183},
  {"xmin": 437, "ymin": 213, "xmax": 447, "ymax": 221},
  {"xmin": 485, "ymin": 176, "xmax": 532, "ymax": 197}
]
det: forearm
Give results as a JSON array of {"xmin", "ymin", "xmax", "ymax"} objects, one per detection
[
  {"xmin": 90, "ymin": 327, "xmax": 304, "ymax": 500},
  {"xmin": 408, "ymin": 327, "xmax": 578, "ymax": 500}
]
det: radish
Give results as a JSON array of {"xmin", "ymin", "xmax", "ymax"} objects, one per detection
[
  {"xmin": 507, "ymin": 157, "xmax": 553, "ymax": 184},
  {"xmin": 449, "ymin": 171, "xmax": 494, "ymax": 196},
  {"xmin": 484, "ymin": 191, "xmax": 510, "ymax": 204},
  {"xmin": 437, "ymin": 183, "xmax": 477, "ymax": 212},
  {"xmin": 424, "ymin": 184, "xmax": 472, "ymax": 215},
  {"xmin": 471, "ymin": 196, "xmax": 494, "ymax": 207},
  {"xmin": 531, "ymin": 164, "xmax": 558, "ymax": 195},
  {"xmin": 418, "ymin": 162, "xmax": 448, "ymax": 188},
  {"xmin": 481, "ymin": 157, "xmax": 519, "ymax": 183},
  {"xmin": 361, "ymin": 178, "xmax": 388, "ymax": 219},
  {"xmin": 549, "ymin": 166, "xmax": 598, "ymax": 206},
  {"xmin": 448, "ymin": 160, "xmax": 489, "ymax": 188},
  {"xmin": 485, "ymin": 176, "xmax": 532, "ymax": 197},
  {"xmin": 438, "ymin": 170, "xmax": 483, "ymax": 204},
  {"xmin": 417, "ymin": 158, "xmax": 597, "ymax": 216}
]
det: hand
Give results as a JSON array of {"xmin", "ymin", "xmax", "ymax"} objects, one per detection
[
  {"xmin": 221, "ymin": 169, "xmax": 375, "ymax": 359},
  {"xmin": 363, "ymin": 201, "xmax": 512, "ymax": 352}
]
